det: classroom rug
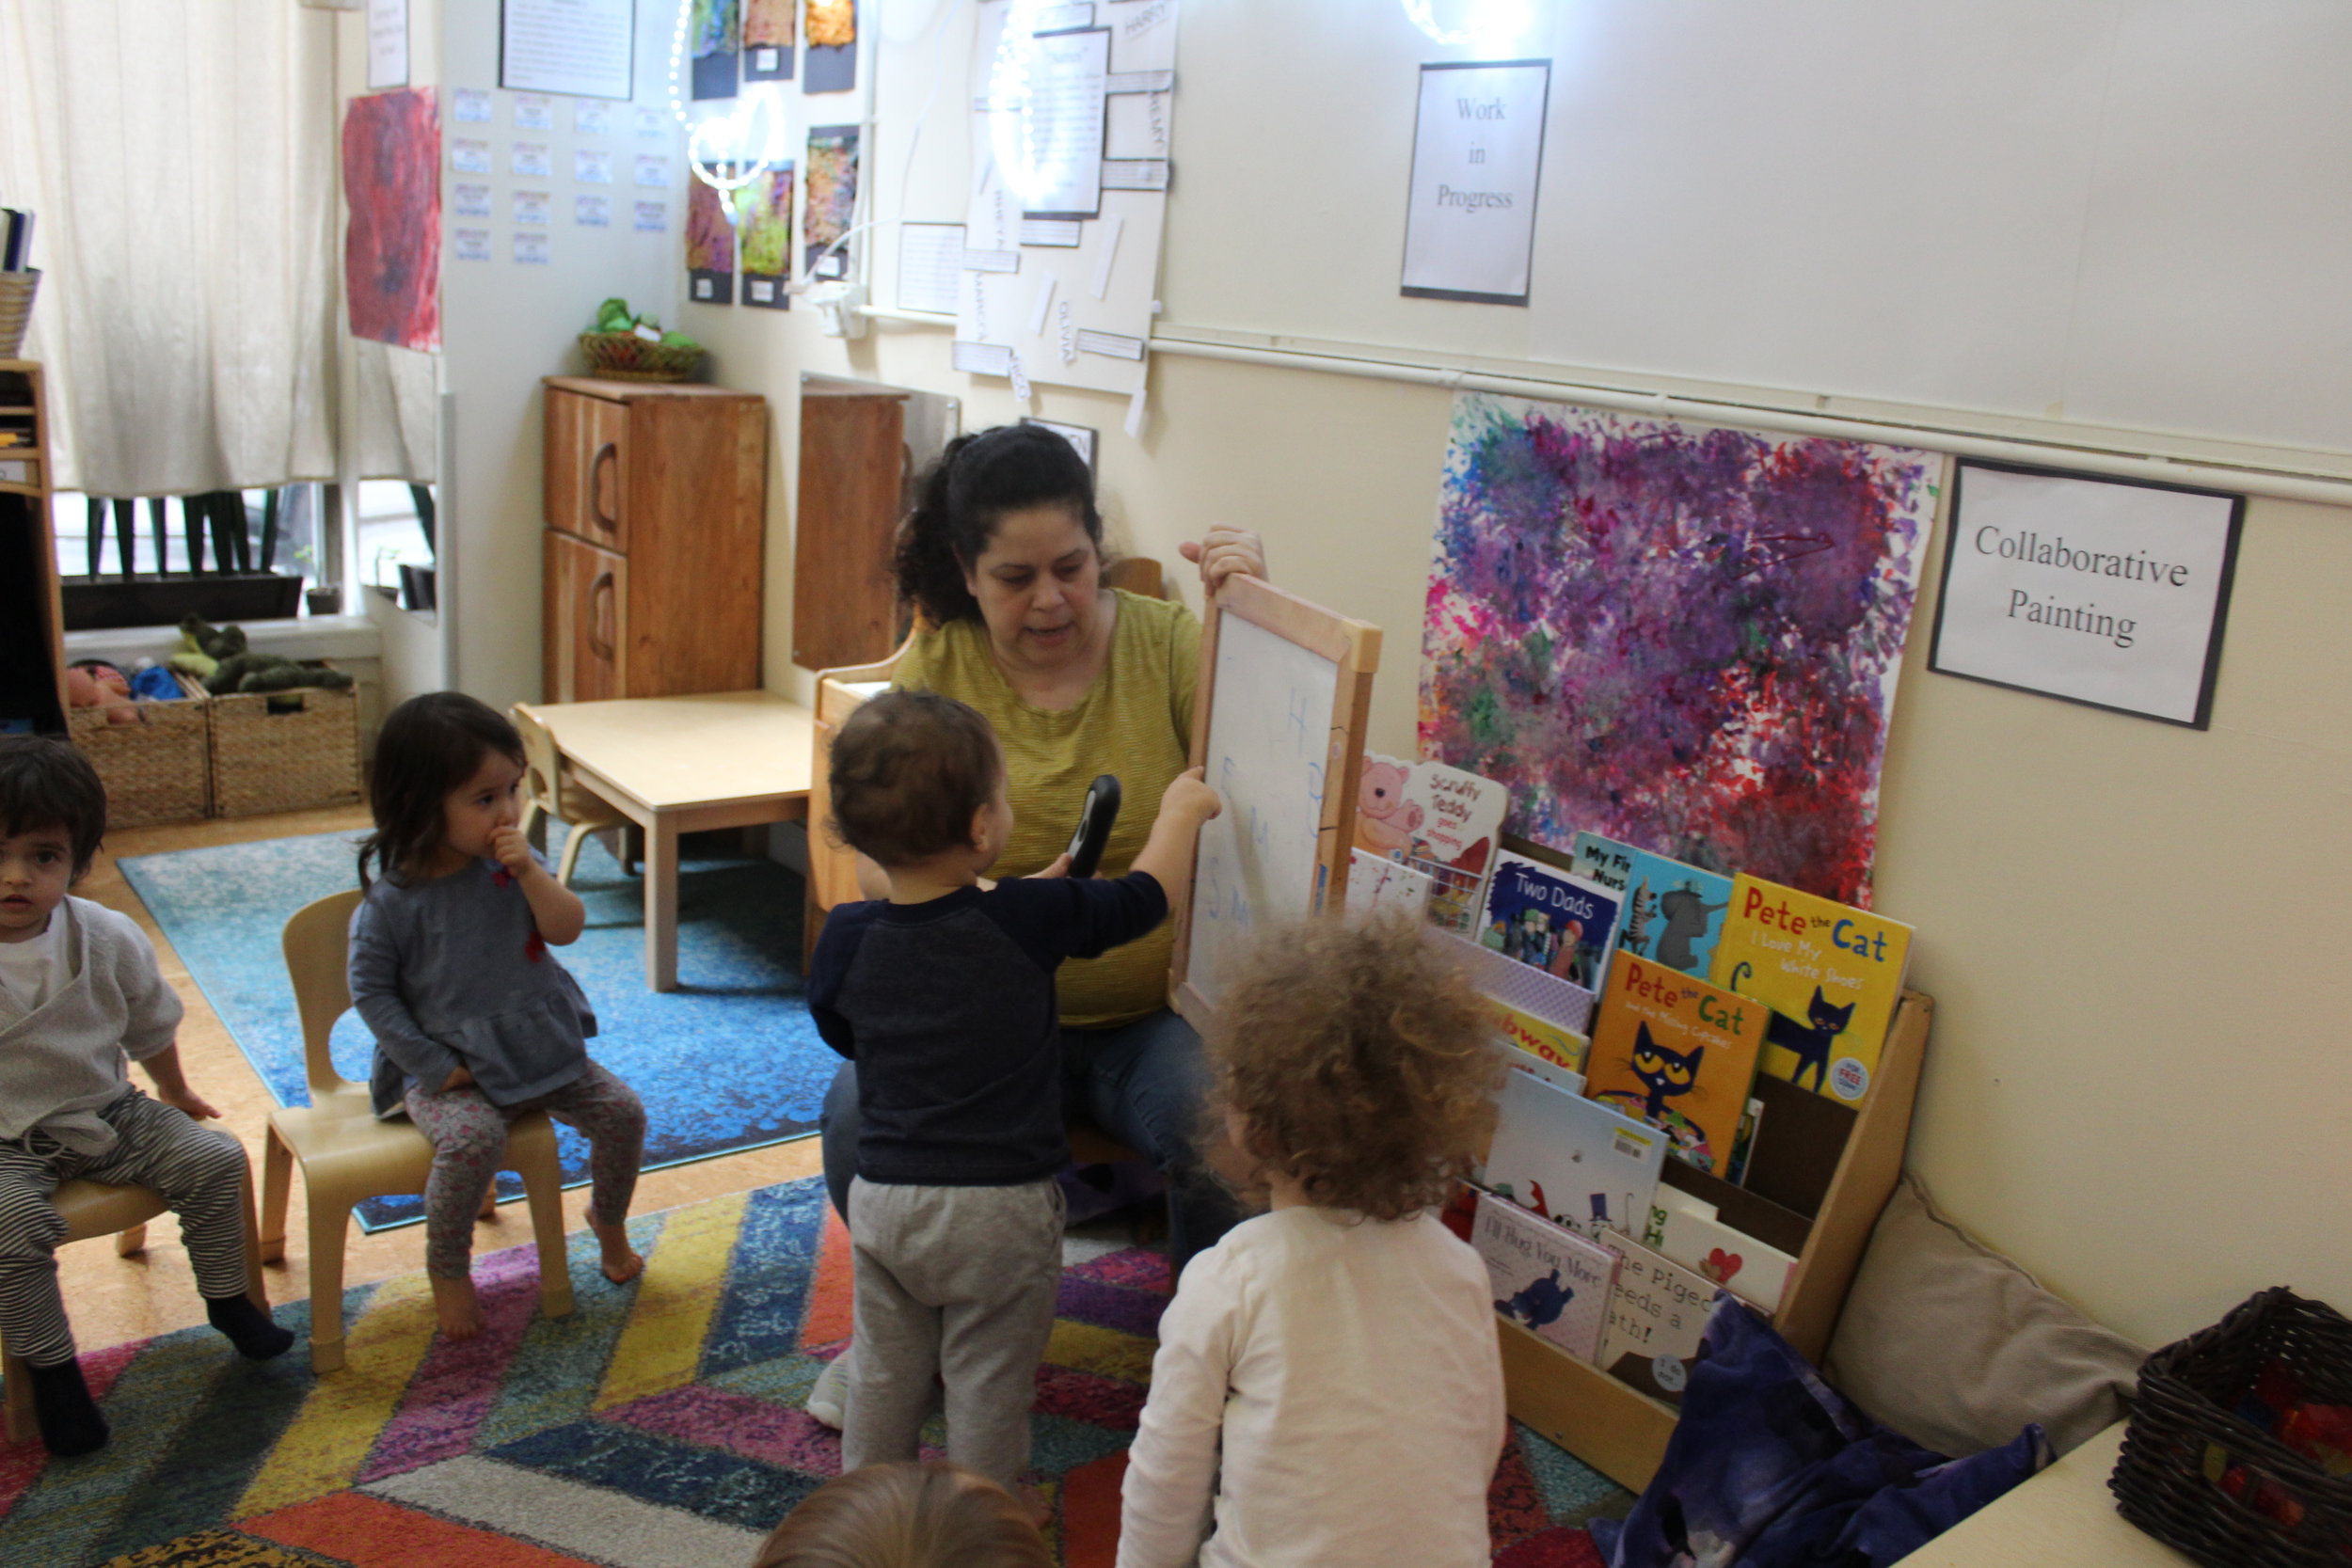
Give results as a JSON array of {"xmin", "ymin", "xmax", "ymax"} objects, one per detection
[
  {"xmin": 118, "ymin": 830, "xmax": 834, "ymax": 1229},
  {"xmin": 0, "ymin": 1178, "xmax": 1627, "ymax": 1567}
]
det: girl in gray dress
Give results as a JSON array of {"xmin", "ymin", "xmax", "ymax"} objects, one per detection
[{"xmin": 350, "ymin": 693, "xmax": 647, "ymax": 1340}]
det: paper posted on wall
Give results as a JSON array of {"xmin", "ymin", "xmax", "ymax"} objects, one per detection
[{"xmin": 960, "ymin": 0, "xmax": 1179, "ymax": 399}]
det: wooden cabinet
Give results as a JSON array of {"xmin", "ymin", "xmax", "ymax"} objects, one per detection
[
  {"xmin": 541, "ymin": 376, "xmax": 766, "ymax": 704},
  {"xmin": 793, "ymin": 390, "xmax": 907, "ymax": 672}
]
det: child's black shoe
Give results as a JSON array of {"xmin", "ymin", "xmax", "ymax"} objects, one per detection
[
  {"xmin": 206, "ymin": 1294, "xmax": 295, "ymax": 1361},
  {"xmin": 27, "ymin": 1357, "xmax": 108, "ymax": 1457}
]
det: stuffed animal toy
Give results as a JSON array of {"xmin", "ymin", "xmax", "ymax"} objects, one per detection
[
  {"xmin": 176, "ymin": 614, "xmax": 355, "ymax": 696},
  {"xmin": 65, "ymin": 661, "xmax": 140, "ymax": 725}
]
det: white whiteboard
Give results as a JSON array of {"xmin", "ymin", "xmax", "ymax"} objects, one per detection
[
  {"xmin": 1184, "ymin": 614, "xmax": 1342, "ymax": 1010},
  {"xmin": 1149, "ymin": 0, "xmax": 2352, "ymax": 458}
]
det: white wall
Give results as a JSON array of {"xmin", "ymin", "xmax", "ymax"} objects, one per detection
[
  {"xmin": 680, "ymin": 3, "xmax": 2352, "ymax": 1347},
  {"xmin": 338, "ymin": 0, "xmax": 687, "ymax": 712}
]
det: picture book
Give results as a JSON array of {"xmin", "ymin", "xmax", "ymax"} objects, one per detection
[
  {"xmin": 1708, "ymin": 874, "xmax": 1914, "ymax": 1103},
  {"xmin": 1582, "ymin": 958, "xmax": 1767, "ymax": 1175},
  {"xmin": 1480, "ymin": 848, "xmax": 1622, "ymax": 992},
  {"xmin": 1487, "ymin": 996, "xmax": 1590, "ymax": 1079},
  {"xmin": 1355, "ymin": 754, "xmax": 1507, "ymax": 936},
  {"xmin": 1345, "ymin": 847, "xmax": 1435, "ymax": 922},
  {"xmin": 1486, "ymin": 1032, "xmax": 1584, "ymax": 1099},
  {"xmin": 1571, "ymin": 832, "xmax": 1735, "ymax": 978},
  {"xmin": 1596, "ymin": 1231, "xmax": 1734, "ymax": 1407},
  {"xmin": 1434, "ymin": 928, "xmax": 1597, "ymax": 1037},
  {"xmin": 1485, "ymin": 1069, "xmax": 1665, "ymax": 1242},
  {"xmin": 1474, "ymin": 1192, "xmax": 1618, "ymax": 1362},
  {"xmin": 1643, "ymin": 1187, "xmax": 1799, "ymax": 1315}
]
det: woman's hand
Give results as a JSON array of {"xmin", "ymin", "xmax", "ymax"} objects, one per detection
[{"xmin": 1178, "ymin": 528, "xmax": 1267, "ymax": 599}]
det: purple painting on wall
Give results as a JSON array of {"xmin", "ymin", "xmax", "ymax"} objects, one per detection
[
  {"xmin": 342, "ymin": 87, "xmax": 441, "ymax": 354},
  {"xmin": 1420, "ymin": 393, "xmax": 1940, "ymax": 907}
]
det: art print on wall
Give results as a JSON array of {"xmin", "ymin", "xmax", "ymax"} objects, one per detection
[
  {"xmin": 1422, "ymin": 393, "xmax": 1939, "ymax": 907},
  {"xmin": 803, "ymin": 0, "xmax": 855, "ymax": 92},
  {"xmin": 691, "ymin": 0, "xmax": 740, "ymax": 98},
  {"xmin": 685, "ymin": 163, "xmax": 737, "ymax": 305},
  {"xmin": 736, "ymin": 163, "xmax": 794, "ymax": 309},
  {"xmin": 742, "ymin": 0, "xmax": 796, "ymax": 80},
  {"xmin": 803, "ymin": 125, "xmax": 861, "ymax": 278},
  {"xmin": 342, "ymin": 87, "xmax": 441, "ymax": 354}
]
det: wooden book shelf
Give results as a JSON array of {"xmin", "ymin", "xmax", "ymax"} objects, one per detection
[{"xmin": 1502, "ymin": 988, "xmax": 1934, "ymax": 1491}]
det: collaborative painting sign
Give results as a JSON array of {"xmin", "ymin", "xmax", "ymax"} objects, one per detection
[
  {"xmin": 1401, "ymin": 59, "xmax": 1549, "ymax": 306},
  {"xmin": 1422, "ymin": 393, "xmax": 1940, "ymax": 909},
  {"xmin": 1929, "ymin": 461, "xmax": 2243, "ymax": 729}
]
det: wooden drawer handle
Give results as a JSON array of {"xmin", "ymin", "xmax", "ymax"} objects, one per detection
[
  {"xmin": 589, "ymin": 442, "xmax": 619, "ymax": 534},
  {"xmin": 587, "ymin": 571, "xmax": 616, "ymax": 660}
]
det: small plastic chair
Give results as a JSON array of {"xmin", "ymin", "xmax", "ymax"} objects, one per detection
[
  {"xmin": 512, "ymin": 703, "xmax": 636, "ymax": 886},
  {"xmin": 2, "ymin": 1176, "xmax": 269, "ymax": 1440},
  {"xmin": 260, "ymin": 889, "xmax": 574, "ymax": 1372}
]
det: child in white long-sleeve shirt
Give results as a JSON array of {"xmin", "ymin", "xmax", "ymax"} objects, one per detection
[
  {"xmin": 1117, "ymin": 915, "xmax": 1507, "ymax": 1568},
  {"xmin": 0, "ymin": 736, "xmax": 291, "ymax": 1458}
]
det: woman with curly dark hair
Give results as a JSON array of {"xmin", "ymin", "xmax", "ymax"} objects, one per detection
[{"xmin": 1116, "ymin": 914, "xmax": 1508, "ymax": 1568}]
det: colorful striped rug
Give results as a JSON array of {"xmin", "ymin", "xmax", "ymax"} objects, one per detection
[{"xmin": 0, "ymin": 1179, "xmax": 1625, "ymax": 1566}]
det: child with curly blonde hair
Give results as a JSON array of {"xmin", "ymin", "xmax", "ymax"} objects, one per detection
[{"xmin": 1117, "ymin": 915, "xmax": 1507, "ymax": 1568}]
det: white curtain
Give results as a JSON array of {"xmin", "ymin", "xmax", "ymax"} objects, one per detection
[{"xmin": 0, "ymin": 0, "xmax": 339, "ymax": 496}]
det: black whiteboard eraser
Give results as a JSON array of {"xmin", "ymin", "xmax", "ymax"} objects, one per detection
[{"xmin": 1066, "ymin": 774, "xmax": 1121, "ymax": 879}]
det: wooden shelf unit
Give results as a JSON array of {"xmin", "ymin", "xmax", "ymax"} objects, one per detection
[
  {"xmin": 540, "ymin": 376, "xmax": 768, "ymax": 704},
  {"xmin": 1502, "ymin": 989, "xmax": 1934, "ymax": 1492},
  {"xmin": 0, "ymin": 361, "xmax": 68, "ymax": 734}
]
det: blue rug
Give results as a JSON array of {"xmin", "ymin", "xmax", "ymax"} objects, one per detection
[{"xmin": 118, "ymin": 830, "xmax": 834, "ymax": 1228}]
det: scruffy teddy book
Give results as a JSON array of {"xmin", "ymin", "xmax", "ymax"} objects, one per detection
[
  {"xmin": 1582, "ymin": 957, "xmax": 1766, "ymax": 1176},
  {"xmin": 1708, "ymin": 874, "xmax": 1913, "ymax": 1103},
  {"xmin": 1354, "ymin": 753, "xmax": 1508, "ymax": 937}
]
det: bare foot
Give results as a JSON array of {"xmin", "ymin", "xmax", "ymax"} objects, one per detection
[
  {"xmin": 478, "ymin": 1190, "xmax": 499, "ymax": 1221},
  {"xmin": 1018, "ymin": 1481, "xmax": 1052, "ymax": 1528},
  {"xmin": 430, "ymin": 1274, "xmax": 485, "ymax": 1339},
  {"xmin": 591, "ymin": 1216, "xmax": 644, "ymax": 1285}
]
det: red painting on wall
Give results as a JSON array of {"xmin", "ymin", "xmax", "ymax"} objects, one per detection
[{"xmin": 343, "ymin": 87, "xmax": 441, "ymax": 354}]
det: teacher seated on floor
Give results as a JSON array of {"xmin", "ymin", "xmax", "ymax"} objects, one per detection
[{"xmin": 817, "ymin": 421, "xmax": 1263, "ymax": 1285}]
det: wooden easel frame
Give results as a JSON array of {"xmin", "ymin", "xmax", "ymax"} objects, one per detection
[{"xmin": 1168, "ymin": 574, "xmax": 1381, "ymax": 1029}]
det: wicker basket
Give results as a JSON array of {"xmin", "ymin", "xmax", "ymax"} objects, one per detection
[
  {"xmin": 578, "ymin": 330, "xmax": 704, "ymax": 383},
  {"xmin": 207, "ymin": 679, "xmax": 362, "ymax": 817},
  {"xmin": 2110, "ymin": 1287, "xmax": 2352, "ymax": 1566},
  {"xmin": 0, "ymin": 271, "xmax": 37, "ymax": 359},
  {"xmin": 67, "ymin": 673, "xmax": 211, "ymax": 829}
]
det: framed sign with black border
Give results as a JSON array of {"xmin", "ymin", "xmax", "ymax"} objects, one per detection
[{"xmin": 1928, "ymin": 458, "xmax": 2244, "ymax": 729}]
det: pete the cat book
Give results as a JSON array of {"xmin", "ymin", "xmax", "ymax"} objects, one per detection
[
  {"xmin": 1582, "ymin": 958, "xmax": 1767, "ymax": 1176},
  {"xmin": 1481, "ymin": 848, "xmax": 1622, "ymax": 993},
  {"xmin": 1570, "ymin": 832, "xmax": 1735, "ymax": 979},
  {"xmin": 1485, "ymin": 1069, "xmax": 1665, "ymax": 1243},
  {"xmin": 1474, "ymin": 1192, "xmax": 1617, "ymax": 1363},
  {"xmin": 1708, "ymin": 874, "xmax": 1914, "ymax": 1103}
]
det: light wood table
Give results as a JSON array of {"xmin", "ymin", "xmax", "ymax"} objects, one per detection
[
  {"xmin": 520, "ymin": 690, "xmax": 816, "ymax": 991},
  {"xmin": 1894, "ymin": 1423, "xmax": 2195, "ymax": 1566}
]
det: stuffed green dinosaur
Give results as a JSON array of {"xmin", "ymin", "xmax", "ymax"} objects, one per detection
[{"xmin": 175, "ymin": 613, "xmax": 355, "ymax": 696}]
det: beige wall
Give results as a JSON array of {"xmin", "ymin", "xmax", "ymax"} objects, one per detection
[{"xmin": 695, "ymin": 298, "xmax": 2350, "ymax": 1347}]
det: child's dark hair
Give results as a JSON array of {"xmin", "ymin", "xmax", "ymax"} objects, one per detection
[
  {"xmin": 827, "ymin": 689, "xmax": 1002, "ymax": 867},
  {"xmin": 358, "ymin": 692, "xmax": 525, "ymax": 888},
  {"xmin": 753, "ymin": 1462, "xmax": 1051, "ymax": 1568},
  {"xmin": 1207, "ymin": 913, "xmax": 1502, "ymax": 1222},
  {"xmin": 0, "ymin": 735, "xmax": 107, "ymax": 878},
  {"xmin": 893, "ymin": 423, "xmax": 1102, "ymax": 626}
]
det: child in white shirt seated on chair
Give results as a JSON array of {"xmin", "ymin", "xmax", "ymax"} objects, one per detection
[
  {"xmin": 0, "ymin": 736, "xmax": 291, "ymax": 1458},
  {"xmin": 1117, "ymin": 914, "xmax": 1507, "ymax": 1568}
]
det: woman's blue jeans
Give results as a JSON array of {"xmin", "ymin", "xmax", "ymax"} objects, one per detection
[{"xmin": 820, "ymin": 1006, "xmax": 1241, "ymax": 1279}]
